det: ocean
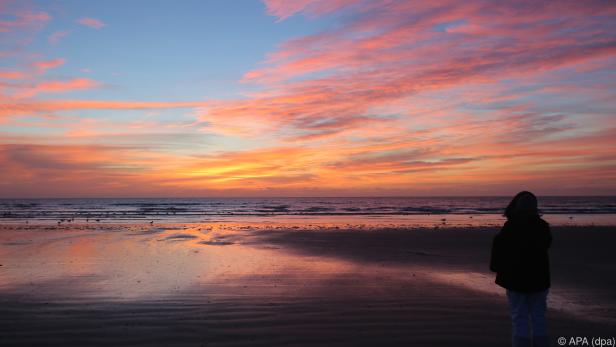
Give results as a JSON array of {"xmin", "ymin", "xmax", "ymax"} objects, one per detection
[{"xmin": 1, "ymin": 196, "xmax": 615, "ymax": 226}]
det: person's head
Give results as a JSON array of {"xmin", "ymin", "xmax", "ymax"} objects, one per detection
[{"xmin": 504, "ymin": 191, "xmax": 539, "ymax": 220}]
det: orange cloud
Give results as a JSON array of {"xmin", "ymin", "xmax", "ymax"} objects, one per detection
[
  {"xmin": 14, "ymin": 78, "xmax": 99, "ymax": 98},
  {"xmin": 0, "ymin": 99, "xmax": 207, "ymax": 118},
  {"xmin": 0, "ymin": 70, "xmax": 24, "ymax": 79},
  {"xmin": 1, "ymin": 121, "xmax": 615, "ymax": 197}
]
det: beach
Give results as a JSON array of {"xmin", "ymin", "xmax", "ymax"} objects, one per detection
[
  {"xmin": 2, "ymin": 0, "xmax": 616, "ymax": 345},
  {"xmin": 1, "ymin": 221, "xmax": 615, "ymax": 346}
]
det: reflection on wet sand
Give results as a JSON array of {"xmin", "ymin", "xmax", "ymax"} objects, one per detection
[
  {"xmin": 0, "ymin": 224, "xmax": 362, "ymax": 300},
  {"xmin": 1, "ymin": 223, "xmax": 615, "ymax": 346}
]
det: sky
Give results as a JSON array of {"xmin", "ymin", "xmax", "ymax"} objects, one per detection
[{"xmin": 1, "ymin": 0, "xmax": 615, "ymax": 198}]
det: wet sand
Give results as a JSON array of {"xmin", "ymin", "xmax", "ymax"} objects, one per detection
[{"xmin": 0, "ymin": 223, "xmax": 615, "ymax": 346}]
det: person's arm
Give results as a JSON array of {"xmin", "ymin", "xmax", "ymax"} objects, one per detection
[
  {"xmin": 490, "ymin": 235, "xmax": 499, "ymax": 272},
  {"xmin": 546, "ymin": 222, "xmax": 552, "ymax": 249},
  {"xmin": 490, "ymin": 230, "xmax": 503, "ymax": 272},
  {"xmin": 540, "ymin": 219, "xmax": 552, "ymax": 250}
]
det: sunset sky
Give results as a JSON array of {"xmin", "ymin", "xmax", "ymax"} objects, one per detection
[{"xmin": 1, "ymin": 0, "xmax": 615, "ymax": 197}]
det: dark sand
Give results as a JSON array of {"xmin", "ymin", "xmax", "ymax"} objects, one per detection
[{"xmin": 0, "ymin": 224, "xmax": 614, "ymax": 346}]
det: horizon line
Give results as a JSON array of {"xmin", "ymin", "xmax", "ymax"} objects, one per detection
[{"xmin": 2, "ymin": 195, "xmax": 615, "ymax": 199}]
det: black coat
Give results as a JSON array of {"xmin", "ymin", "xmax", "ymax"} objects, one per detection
[{"xmin": 490, "ymin": 217, "xmax": 552, "ymax": 293}]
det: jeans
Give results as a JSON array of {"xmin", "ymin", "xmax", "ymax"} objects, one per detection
[{"xmin": 506, "ymin": 289, "xmax": 549, "ymax": 347}]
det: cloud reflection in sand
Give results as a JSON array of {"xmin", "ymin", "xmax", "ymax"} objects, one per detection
[{"xmin": 0, "ymin": 225, "xmax": 360, "ymax": 300}]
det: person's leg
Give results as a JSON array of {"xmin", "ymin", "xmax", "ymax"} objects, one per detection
[
  {"xmin": 528, "ymin": 289, "xmax": 549, "ymax": 347},
  {"xmin": 507, "ymin": 290, "xmax": 532, "ymax": 347}
]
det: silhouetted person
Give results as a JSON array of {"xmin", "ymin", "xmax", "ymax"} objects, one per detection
[{"xmin": 490, "ymin": 191, "xmax": 552, "ymax": 347}]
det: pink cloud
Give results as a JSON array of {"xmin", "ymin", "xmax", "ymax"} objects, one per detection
[
  {"xmin": 48, "ymin": 30, "xmax": 70, "ymax": 45},
  {"xmin": 263, "ymin": 0, "xmax": 312, "ymax": 19},
  {"xmin": 223, "ymin": 0, "xmax": 616, "ymax": 142},
  {"xmin": 248, "ymin": 1, "xmax": 616, "ymax": 85},
  {"xmin": 77, "ymin": 17, "xmax": 105, "ymax": 29},
  {"xmin": 263, "ymin": 0, "xmax": 355, "ymax": 20},
  {"xmin": 0, "ymin": 10, "xmax": 50, "ymax": 32},
  {"xmin": 32, "ymin": 58, "xmax": 66, "ymax": 72}
]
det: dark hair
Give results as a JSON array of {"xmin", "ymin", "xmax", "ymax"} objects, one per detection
[{"xmin": 504, "ymin": 191, "xmax": 539, "ymax": 220}]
